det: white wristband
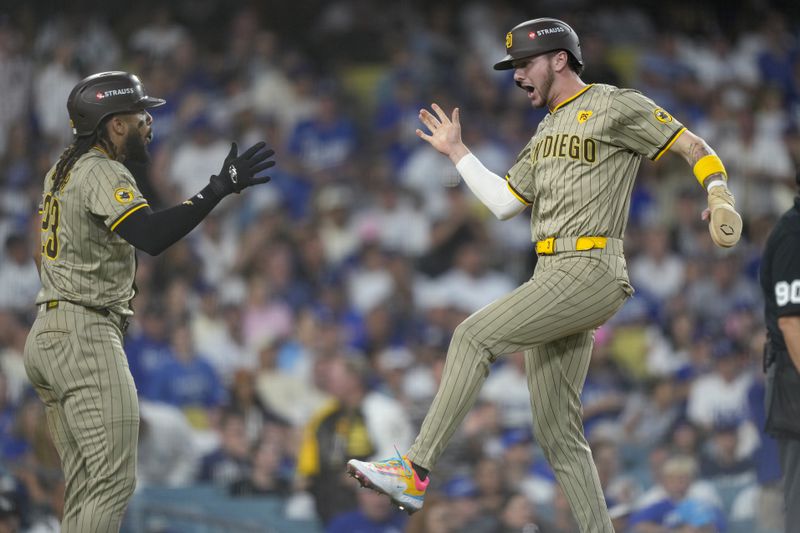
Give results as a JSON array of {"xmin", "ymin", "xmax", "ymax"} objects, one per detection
[{"xmin": 706, "ymin": 179, "xmax": 727, "ymax": 192}]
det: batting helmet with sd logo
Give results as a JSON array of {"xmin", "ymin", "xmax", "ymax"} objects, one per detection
[
  {"xmin": 493, "ymin": 18, "xmax": 583, "ymax": 71},
  {"xmin": 66, "ymin": 71, "xmax": 166, "ymax": 137}
]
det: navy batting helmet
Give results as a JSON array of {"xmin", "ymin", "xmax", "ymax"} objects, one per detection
[
  {"xmin": 493, "ymin": 18, "xmax": 583, "ymax": 71},
  {"xmin": 67, "ymin": 71, "xmax": 165, "ymax": 137}
]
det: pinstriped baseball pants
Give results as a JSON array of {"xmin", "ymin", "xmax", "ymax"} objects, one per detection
[
  {"xmin": 407, "ymin": 248, "xmax": 632, "ymax": 533},
  {"xmin": 24, "ymin": 303, "xmax": 138, "ymax": 533}
]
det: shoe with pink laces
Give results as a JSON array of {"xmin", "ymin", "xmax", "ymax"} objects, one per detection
[{"xmin": 346, "ymin": 450, "xmax": 429, "ymax": 514}]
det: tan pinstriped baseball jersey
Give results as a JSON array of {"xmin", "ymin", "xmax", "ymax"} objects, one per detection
[
  {"xmin": 37, "ymin": 147, "xmax": 148, "ymax": 316},
  {"xmin": 401, "ymin": 84, "xmax": 679, "ymax": 533},
  {"xmin": 505, "ymin": 83, "xmax": 686, "ymax": 242}
]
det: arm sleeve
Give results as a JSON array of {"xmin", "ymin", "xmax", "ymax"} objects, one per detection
[
  {"xmin": 455, "ymin": 153, "xmax": 528, "ymax": 220},
  {"xmin": 771, "ymin": 231, "xmax": 800, "ymax": 318},
  {"xmin": 114, "ymin": 184, "xmax": 223, "ymax": 256},
  {"xmin": 608, "ymin": 89, "xmax": 686, "ymax": 161},
  {"xmin": 505, "ymin": 139, "xmax": 536, "ymax": 205}
]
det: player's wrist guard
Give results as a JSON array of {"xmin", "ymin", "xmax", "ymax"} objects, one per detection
[{"xmin": 693, "ymin": 154, "xmax": 726, "ymax": 188}]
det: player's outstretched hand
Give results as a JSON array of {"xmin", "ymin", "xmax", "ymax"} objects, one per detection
[
  {"xmin": 416, "ymin": 104, "xmax": 466, "ymax": 159},
  {"xmin": 701, "ymin": 186, "xmax": 742, "ymax": 248},
  {"xmin": 210, "ymin": 141, "xmax": 275, "ymax": 196}
]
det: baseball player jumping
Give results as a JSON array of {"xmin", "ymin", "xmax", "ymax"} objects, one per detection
[
  {"xmin": 347, "ymin": 18, "xmax": 741, "ymax": 532},
  {"xmin": 24, "ymin": 72, "xmax": 274, "ymax": 532}
]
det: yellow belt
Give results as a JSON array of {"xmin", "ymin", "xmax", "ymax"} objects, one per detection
[{"xmin": 535, "ymin": 236, "xmax": 607, "ymax": 255}]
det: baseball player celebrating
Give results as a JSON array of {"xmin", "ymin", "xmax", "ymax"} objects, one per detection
[
  {"xmin": 347, "ymin": 18, "xmax": 741, "ymax": 531},
  {"xmin": 24, "ymin": 71, "xmax": 274, "ymax": 532}
]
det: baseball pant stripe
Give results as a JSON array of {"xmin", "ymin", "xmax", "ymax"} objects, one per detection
[
  {"xmin": 407, "ymin": 254, "xmax": 627, "ymax": 533},
  {"xmin": 530, "ymin": 340, "xmax": 589, "ymax": 524},
  {"xmin": 528, "ymin": 335, "xmax": 613, "ymax": 532},
  {"xmin": 24, "ymin": 307, "xmax": 138, "ymax": 533}
]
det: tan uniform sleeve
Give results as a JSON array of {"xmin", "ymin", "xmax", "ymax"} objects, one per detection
[
  {"xmin": 83, "ymin": 159, "xmax": 149, "ymax": 231},
  {"xmin": 505, "ymin": 138, "xmax": 535, "ymax": 205},
  {"xmin": 608, "ymin": 89, "xmax": 686, "ymax": 161}
]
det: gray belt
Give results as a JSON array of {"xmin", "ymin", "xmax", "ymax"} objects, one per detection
[{"xmin": 39, "ymin": 300, "xmax": 129, "ymax": 333}]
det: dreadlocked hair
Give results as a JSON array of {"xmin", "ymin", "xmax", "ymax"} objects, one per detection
[{"xmin": 50, "ymin": 117, "xmax": 115, "ymax": 193}]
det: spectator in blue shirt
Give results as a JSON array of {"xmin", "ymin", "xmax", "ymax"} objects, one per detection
[
  {"xmin": 629, "ymin": 455, "xmax": 722, "ymax": 532},
  {"xmin": 146, "ymin": 321, "xmax": 226, "ymax": 426},
  {"xmin": 287, "ymin": 90, "xmax": 357, "ymax": 181},
  {"xmin": 124, "ymin": 304, "xmax": 172, "ymax": 396},
  {"xmin": 327, "ymin": 487, "xmax": 407, "ymax": 533},
  {"xmin": 581, "ymin": 338, "xmax": 628, "ymax": 440},
  {"xmin": 197, "ymin": 410, "xmax": 252, "ymax": 486},
  {"xmin": 664, "ymin": 498, "xmax": 726, "ymax": 532},
  {"xmin": 373, "ymin": 74, "xmax": 423, "ymax": 171}
]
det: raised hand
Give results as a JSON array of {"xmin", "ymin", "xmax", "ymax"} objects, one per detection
[
  {"xmin": 210, "ymin": 141, "xmax": 276, "ymax": 196},
  {"xmin": 416, "ymin": 103, "xmax": 470, "ymax": 163}
]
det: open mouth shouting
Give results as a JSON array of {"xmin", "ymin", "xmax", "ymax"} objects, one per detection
[{"xmin": 516, "ymin": 80, "xmax": 536, "ymax": 99}]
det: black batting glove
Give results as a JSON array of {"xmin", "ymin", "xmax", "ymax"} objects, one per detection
[{"xmin": 209, "ymin": 141, "xmax": 275, "ymax": 197}]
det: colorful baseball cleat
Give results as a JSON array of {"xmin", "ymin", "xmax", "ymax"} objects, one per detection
[{"xmin": 346, "ymin": 450, "xmax": 429, "ymax": 514}]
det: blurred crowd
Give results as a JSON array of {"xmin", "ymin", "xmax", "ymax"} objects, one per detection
[{"xmin": 1, "ymin": 0, "xmax": 800, "ymax": 531}]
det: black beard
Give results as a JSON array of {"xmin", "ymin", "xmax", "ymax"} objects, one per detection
[{"xmin": 124, "ymin": 131, "xmax": 150, "ymax": 164}]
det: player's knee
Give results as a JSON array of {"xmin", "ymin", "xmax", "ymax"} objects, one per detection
[
  {"xmin": 120, "ymin": 471, "xmax": 137, "ymax": 496},
  {"xmin": 104, "ymin": 463, "xmax": 137, "ymax": 501},
  {"xmin": 450, "ymin": 322, "xmax": 484, "ymax": 352},
  {"xmin": 84, "ymin": 470, "xmax": 136, "ymax": 515}
]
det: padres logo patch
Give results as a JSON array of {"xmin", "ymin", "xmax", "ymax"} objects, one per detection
[
  {"xmin": 577, "ymin": 110, "xmax": 593, "ymax": 124},
  {"xmin": 506, "ymin": 32, "xmax": 513, "ymax": 49},
  {"xmin": 653, "ymin": 108, "xmax": 673, "ymax": 123},
  {"xmin": 114, "ymin": 187, "xmax": 135, "ymax": 204}
]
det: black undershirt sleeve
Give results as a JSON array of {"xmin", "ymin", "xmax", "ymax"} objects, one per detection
[{"xmin": 114, "ymin": 184, "xmax": 223, "ymax": 256}]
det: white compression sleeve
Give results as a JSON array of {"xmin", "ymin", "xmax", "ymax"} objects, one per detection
[{"xmin": 455, "ymin": 153, "xmax": 528, "ymax": 220}]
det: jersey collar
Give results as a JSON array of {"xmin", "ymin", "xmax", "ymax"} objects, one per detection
[
  {"xmin": 92, "ymin": 145, "xmax": 111, "ymax": 158},
  {"xmin": 549, "ymin": 84, "xmax": 594, "ymax": 114}
]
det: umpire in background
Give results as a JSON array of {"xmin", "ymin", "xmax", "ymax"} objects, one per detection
[
  {"xmin": 760, "ymin": 175, "xmax": 800, "ymax": 531},
  {"xmin": 23, "ymin": 71, "xmax": 275, "ymax": 532}
]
